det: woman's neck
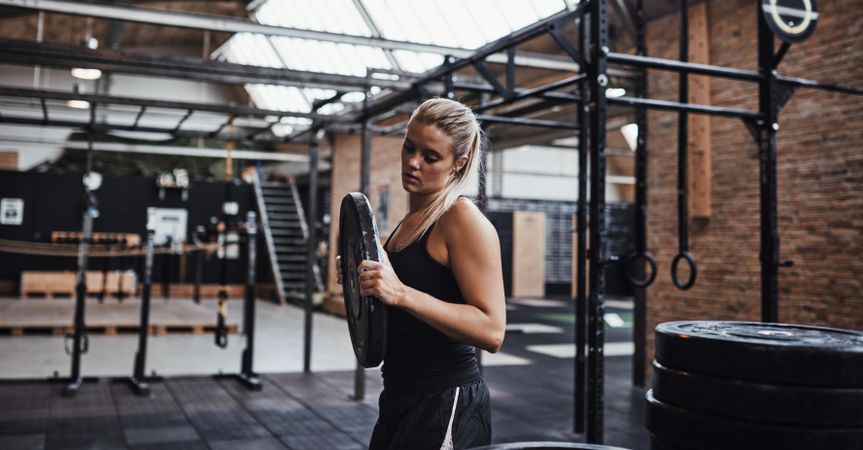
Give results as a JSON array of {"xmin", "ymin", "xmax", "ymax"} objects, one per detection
[{"xmin": 408, "ymin": 191, "xmax": 439, "ymax": 213}]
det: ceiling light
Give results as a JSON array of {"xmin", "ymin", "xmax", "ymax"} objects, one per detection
[
  {"xmin": 71, "ymin": 68, "xmax": 102, "ymax": 80},
  {"xmin": 341, "ymin": 92, "xmax": 366, "ymax": 103},
  {"xmin": 71, "ymin": 36, "xmax": 101, "ymax": 80},
  {"xmin": 606, "ymin": 87, "xmax": 626, "ymax": 98},
  {"xmin": 271, "ymin": 123, "xmax": 294, "ymax": 137},
  {"xmin": 621, "ymin": 123, "xmax": 639, "ymax": 151},
  {"xmin": 67, "ymin": 100, "xmax": 91, "ymax": 109}
]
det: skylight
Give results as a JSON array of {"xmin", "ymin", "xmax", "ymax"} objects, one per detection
[{"xmin": 216, "ymin": 0, "xmax": 569, "ymax": 128}]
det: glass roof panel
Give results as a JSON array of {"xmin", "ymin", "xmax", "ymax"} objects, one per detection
[
  {"xmin": 245, "ymin": 84, "xmax": 308, "ymax": 112},
  {"xmin": 360, "ymin": 0, "xmax": 407, "ymax": 41},
  {"xmin": 222, "ymin": 33, "xmax": 284, "ymax": 68},
  {"xmin": 255, "ymin": 0, "xmax": 371, "ymax": 36},
  {"xmin": 221, "ymin": 0, "xmax": 568, "ymax": 116},
  {"xmin": 269, "ymin": 37, "xmax": 391, "ymax": 76}
]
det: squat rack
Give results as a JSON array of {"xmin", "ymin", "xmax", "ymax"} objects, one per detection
[{"xmin": 345, "ymin": 0, "xmax": 863, "ymax": 445}]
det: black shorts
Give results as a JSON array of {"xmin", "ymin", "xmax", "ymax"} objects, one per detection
[{"xmin": 369, "ymin": 380, "xmax": 491, "ymax": 450}]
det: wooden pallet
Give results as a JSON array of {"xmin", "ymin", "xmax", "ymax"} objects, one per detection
[
  {"xmin": 85, "ymin": 271, "xmax": 137, "ymax": 296},
  {"xmin": 51, "ymin": 231, "xmax": 141, "ymax": 247},
  {"xmin": 0, "ymin": 323, "xmax": 239, "ymax": 337},
  {"xmin": 20, "ymin": 270, "xmax": 136, "ymax": 298},
  {"xmin": 0, "ymin": 299, "xmax": 238, "ymax": 336},
  {"xmin": 20, "ymin": 271, "xmax": 75, "ymax": 298}
]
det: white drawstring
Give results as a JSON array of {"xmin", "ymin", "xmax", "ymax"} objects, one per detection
[{"xmin": 440, "ymin": 387, "xmax": 460, "ymax": 450}]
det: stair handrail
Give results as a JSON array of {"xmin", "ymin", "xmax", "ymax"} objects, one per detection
[
  {"xmin": 287, "ymin": 176, "xmax": 325, "ymax": 293},
  {"xmin": 252, "ymin": 172, "xmax": 286, "ymax": 304}
]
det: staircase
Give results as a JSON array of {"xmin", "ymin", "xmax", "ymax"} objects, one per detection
[{"xmin": 253, "ymin": 176, "xmax": 323, "ymax": 302}]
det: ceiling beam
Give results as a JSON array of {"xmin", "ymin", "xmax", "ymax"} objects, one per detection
[
  {"xmin": 0, "ymin": 0, "xmax": 581, "ymax": 72},
  {"xmin": 0, "ymin": 38, "xmax": 411, "ymax": 91},
  {"xmin": 59, "ymin": 140, "xmax": 308, "ymax": 162},
  {"xmin": 0, "ymin": 86, "xmax": 354, "ymax": 123},
  {"xmin": 0, "ymin": 114, "xmax": 291, "ymax": 143}
]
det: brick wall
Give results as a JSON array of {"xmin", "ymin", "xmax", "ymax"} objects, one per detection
[
  {"xmin": 326, "ymin": 133, "xmax": 408, "ymax": 306},
  {"xmin": 644, "ymin": 0, "xmax": 863, "ymax": 376}
]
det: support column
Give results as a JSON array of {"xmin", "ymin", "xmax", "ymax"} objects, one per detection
[
  {"xmin": 757, "ymin": 6, "xmax": 780, "ymax": 323},
  {"xmin": 586, "ymin": 0, "xmax": 609, "ymax": 443}
]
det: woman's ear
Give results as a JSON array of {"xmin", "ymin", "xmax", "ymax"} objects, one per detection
[{"xmin": 454, "ymin": 155, "xmax": 468, "ymax": 172}]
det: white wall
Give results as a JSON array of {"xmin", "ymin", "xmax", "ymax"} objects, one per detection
[{"xmin": 486, "ymin": 145, "xmax": 625, "ymax": 202}]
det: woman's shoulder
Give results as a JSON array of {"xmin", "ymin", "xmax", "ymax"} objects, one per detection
[{"xmin": 439, "ymin": 197, "xmax": 495, "ymax": 237}]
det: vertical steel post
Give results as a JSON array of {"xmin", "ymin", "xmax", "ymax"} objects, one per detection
[
  {"xmin": 574, "ymin": 10, "xmax": 590, "ymax": 435},
  {"xmin": 64, "ymin": 135, "xmax": 97, "ymax": 397},
  {"xmin": 586, "ymin": 0, "xmax": 609, "ymax": 443},
  {"xmin": 63, "ymin": 193, "xmax": 95, "ymax": 397},
  {"xmin": 632, "ymin": 0, "xmax": 648, "ymax": 388},
  {"xmin": 757, "ymin": 5, "xmax": 779, "ymax": 323},
  {"xmin": 239, "ymin": 211, "xmax": 261, "ymax": 390},
  {"xmin": 352, "ymin": 93, "xmax": 373, "ymax": 400},
  {"xmin": 129, "ymin": 229, "xmax": 154, "ymax": 395},
  {"xmin": 304, "ymin": 129, "xmax": 322, "ymax": 373}
]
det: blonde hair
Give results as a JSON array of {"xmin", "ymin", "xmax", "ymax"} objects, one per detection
[{"xmin": 398, "ymin": 97, "xmax": 485, "ymax": 246}]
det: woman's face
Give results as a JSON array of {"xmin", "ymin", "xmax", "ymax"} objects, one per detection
[{"xmin": 400, "ymin": 121, "xmax": 465, "ymax": 195}]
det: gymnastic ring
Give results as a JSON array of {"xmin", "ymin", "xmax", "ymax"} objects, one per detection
[
  {"xmin": 671, "ymin": 251, "xmax": 698, "ymax": 290},
  {"xmin": 625, "ymin": 252, "xmax": 658, "ymax": 288}
]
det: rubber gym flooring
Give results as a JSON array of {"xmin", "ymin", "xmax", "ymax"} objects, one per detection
[{"xmin": 0, "ymin": 297, "xmax": 648, "ymax": 450}]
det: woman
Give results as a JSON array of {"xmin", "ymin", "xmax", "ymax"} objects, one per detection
[{"xmin": 342, "ymin": 97, "xmax": 506, "ymax": 449}]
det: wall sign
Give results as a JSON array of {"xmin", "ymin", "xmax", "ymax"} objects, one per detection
[
  {"xmin": 0, "ymin": 198, "xmax": 23, "ymax": 225},
  {"xmin": 146, "ymin": 207, "xmax": 188, "ymax": 249}
]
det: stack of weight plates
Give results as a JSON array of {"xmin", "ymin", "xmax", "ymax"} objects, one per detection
[{"xmin": 647, "ymin": 321, "xmax": 863, "ymax": 450}]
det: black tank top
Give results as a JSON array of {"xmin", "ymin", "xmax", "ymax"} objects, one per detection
[{"xmin": 382, "ymin": 221, "xmax": 480, "ymax": 393}]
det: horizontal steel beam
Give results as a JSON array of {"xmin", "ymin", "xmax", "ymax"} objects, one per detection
[
  {"xmin": 608, "ymin": 95, "xmax": 761, "ymax": 120},
  {"xmin": 472, "ymin": 74, "xmax": 587, "ymax": 113},
  {"xmin": 609, "ymin": 52, "xmax": 762, "ymax": 82},
  {"xmin": 0, "ymin": 38, "xmax": 411, "ymax": 91},
  {"xmin": 0, "ymin": 114, "xmax": 290, "ymax": 143},
  {"xmin": 609, "ymin": 52, "xmax": 863, "ymax": 96},
  {"xmin": 60, "ymin": 141, "xmax": 307, "ymax": 162},
  {"xmin": 0, "ymin": 0, "xmax": 580, "ymax": 72},
  {"xmin": 359, "ymin": 4, "xmax": 590, "ymax": 121},
  {"xmin": 0, "ymin": 86, "xmax": 352, "ymax": 123},
  {"xmin": 476, "ymin": 114, "xmax": 577, "ymax": 130}
]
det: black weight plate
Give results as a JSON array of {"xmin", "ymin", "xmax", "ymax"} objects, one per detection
[
  {"xmin": 655, "ymin": 321, "xmax": 863, "ymax": 387},
  {"xmin": 469, "ymin": 443, "xmax": 632, "ymax": 450},
  {"xmin": 338, "ymin": 192, "xmax": 387, "ymax": 368},
  {"xmin": 760, "ymin": 0, "xmax": 819, "ymax": 43},
  {"xmin": 652, "ymin": 361, "xmax": 863, "ymax": 428},
  {"xmin": 646, "ymin": 389, "xmax": 863, "ymax": 450}
]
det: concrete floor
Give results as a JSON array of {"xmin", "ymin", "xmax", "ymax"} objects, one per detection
[
  {"xmin": 0, "ymin": 299, "xmax": 358, "ymax": 379},
  {"xmin": 0, "ymin": 295, "xmax": 648, "ymax": 449},
  {"xmin": 0, "ymin": 298, "xmax": 532, "ymax": 379}
]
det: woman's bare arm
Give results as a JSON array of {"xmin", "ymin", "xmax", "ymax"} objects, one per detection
[{"xmin": 358, "ymin": 199, "xmax": 506, "ymax": 352}]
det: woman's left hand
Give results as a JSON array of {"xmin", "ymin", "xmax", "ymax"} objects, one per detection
[{"xmin": 357, "ymin": 255, "xmax": 407, "ymax": 307}]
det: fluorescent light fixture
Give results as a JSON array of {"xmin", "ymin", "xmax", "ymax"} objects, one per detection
[
  {"xmin": 271, "ymin": 123, "xmax": 294, "ymax": 137},
  {"xmin": 341, "ymin": 92, "xmax": 366, "ymax": 103},
  {"xmin": 71, "ymin": 68, "xmax": 102, "ymax": 80},
  {"xmin": 606, "ymin": 87, "xmax": 626, "ymax": 98},
  {"xmin": 66, "ymin": 100, "xmax": 91, "ymax": 109},
  {"xmin": 620, "ymin": 123, "xmax": 639, "ymax": 151}
]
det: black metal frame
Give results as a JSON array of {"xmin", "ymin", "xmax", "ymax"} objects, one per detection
[
  {"xmin": 234, "ymin": 211, "xmax": 262, "ymax": 390},
  {"xmin": 328, "ymin": 0, "xmax": 863, "ymax": 442},
  {"xmin": 127, "ymin": 230, "xmax": 155, "ymax": 396}
]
